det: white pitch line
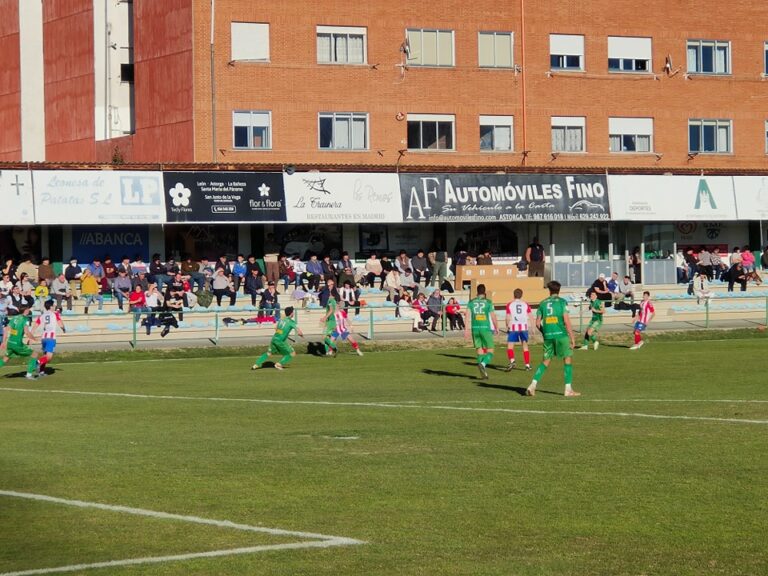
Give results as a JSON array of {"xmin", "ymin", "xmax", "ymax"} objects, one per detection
[
  {"xmin": 2, "ymin": 387, "xmax": 767, "ymax": 426},
  {"xmin": 0, "ymin": 490, "xmax": 364, "ymax": 576}
]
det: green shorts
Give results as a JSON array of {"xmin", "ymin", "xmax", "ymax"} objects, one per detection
[
  {"xmin": 542, "ymin": 337, "xmax": 573, "ymax": 360},
  {"xmin": 587, "ymin": 318, "xmax": 603, "ymax": 331},
  {"xmin": 6, "ymin": 342, "xmax": 33, "ymax": 358},
  {"xmin": 472, "ymin": 330, "xmax": 495, "ymax": 350},
  {"xmin": 324, "ymin": 324, "xmax": 337, "ymax": 337},
  {"xmin": 269, "ymin": 340, "xmax": 293, "ymax": 356}
]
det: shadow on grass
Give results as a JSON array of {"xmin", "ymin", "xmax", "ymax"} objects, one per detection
[
  {"xmin": 476, "ymin": 382, "xmax": 529, "ymax": 395},
  {"xmin": 438, "ymin": 353, "xmax": 475, "ymax": 360},
  {"xmin": 422, "ymin": 368, "xmax": 475, "ymax": 380}
]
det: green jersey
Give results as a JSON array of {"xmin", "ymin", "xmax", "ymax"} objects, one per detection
[
  {"xmin": 272, "ymin": 317, "xmax": 297, "ymax": 343},
  {"xmin": 325, "ymin": 298, "xmax": 338, "ymax": 330},
  {"xmin": 467, "ymin": 297, "xmax": 495, "ymax": 332},
  {"xmin": 6, "ymin": 315, "xmax": 28, "ymax": 346},
  {"xmin": 589, "ymin": 299, "xmax": 604, "ymax": 322},
  {"xmin": 537, "ymin": 296, "xmax": 569, "ymax": 340}
]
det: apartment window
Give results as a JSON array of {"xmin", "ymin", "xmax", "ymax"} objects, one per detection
[
  {"xmin": 479, "ymin": 115, "xmax": 513, "ymax": 151},
  {"xmin": 231, "ymin": 22, "xmax": 269, "ymax": 61},
  {"xmin": 318, "ymin": 113, "xmax": 368, "ymax": 150},
  {"xmin": 765, "ymin": 121, "xmax": 768, "ymax": 152},
  {"xmin": 551, "ymin": 117, "xmax": 585, "ymax": 152},
  {"xmin": 764, "ymin": 42, "xmax": 768, "ymax": 75},
  {"xmin": 317, "ymin": 26, "xmax": 366, "ymax": 64},
  {"xmin": 688, "ymin": 119, "xmax": 731, "ymax": 153},
  {"xmin": 233, "ymin": 111, "xmax": 271, "ymax": 149},
  {"xmin": 687, "ymin": 40, "xmax": 730, "ymax": 74},
  {"xmin": 406, "ymin": 29, "xmax": 454, "ymax": 67},
  {"xmin": 550, "ymin": 34, "xmax": 584, "ymax": 70},
  {"xmin": 407, "ymin": 114, "xmax": 455, "ymax": 150},
  {"xmin": 608, "ymin": 36, "xmax": 651, "ymax": 72},
  {"xmin": 478, "ymin": 32, "xmax": 513, "ymax": 68},
  {"xmin": 609, "ymin": 118, "xmax": 653, "ymax": 152}
]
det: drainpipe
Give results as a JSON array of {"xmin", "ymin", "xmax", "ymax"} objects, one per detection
[
  {"xmin": 210, "ymin": 0, "xmax": 217, "ymax": 162},
  {"xmin": 520, "ymin": 0, "xmax": 528, "ymax": 165}
]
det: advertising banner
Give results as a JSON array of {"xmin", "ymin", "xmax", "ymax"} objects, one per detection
[
  {"xmin": 71, "ymin": 225, "xmax": 149, "ymax": 263},
  {"xmin": 733, "ymin": 176, "xmax": 768, "ymax": 220},
  {"xmin": 398, "ymin": 173, "xmax": 610, "ymax": 222},
  {"xmin": 608, "ymin": 175, "xmax": 738, "ymax": 221},
  {"xmin": 33, "ymin": 170, "xmax": 164, "ymax": 224},
  {"xmin": 163, "ymin": 172, "xmax": 286, "ymax": 222},
  {"xmin": 0, "ymin": 170, "xmax": 35, "ymax": 225},
  {"xmin": 284, "ymin": 172, "xmax": 403, "ymax": 223}
]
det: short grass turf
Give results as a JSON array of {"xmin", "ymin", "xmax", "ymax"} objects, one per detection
[{"xmin": 1, "ymin": 335, "xmax": 767, "ymax": 575}]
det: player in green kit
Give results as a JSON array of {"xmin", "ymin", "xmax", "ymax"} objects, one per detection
[
  {"xmin": 527, "ymin": 281, "xmax": 580, "ymax": 397},
  {"xmin": 463, "ymin": 284, "xmax": 498, "ymax": 379},
  {"xmin": 580, "ymin": 290, "xmax": 604, "ymax": 350},
  {"xmin": 322, "ymin": 282, "xmax": 339, "ymax": 357},
  {"xmin": 251, "ymin": 306, "xmax": 304, "ymax": 371},
  {"xmin": 0, "ymin": 307, "xmax": 41, "ymax": 380}
]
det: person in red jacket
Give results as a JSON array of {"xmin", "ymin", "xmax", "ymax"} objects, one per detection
[{"xmin": 445, "ymin": 297, "xmax": 464, "ymax": 330}]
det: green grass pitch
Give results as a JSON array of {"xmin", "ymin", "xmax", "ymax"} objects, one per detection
[{"xmin": 1, "ymin": 335, "xmax": 767, "ymax": 575}]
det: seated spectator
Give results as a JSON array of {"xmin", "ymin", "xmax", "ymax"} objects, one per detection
[
  {"xmin": 33, "ymin": 279, "xmax": 49, "ymax": 311},
  {"xmin": 424, "ymin": 289, "xmax": 444, "ymax": 331},
  {"xmin": 181, "ymin": 255, "xmax": 206, "ymax": 292},
  {"xmin": 337, "ymin": 266, "xmax": 357, "ymax": 290},
  {"xmin": 321, "ymin": 255, "xmax": 338, "ymax": 286},
  {"xmin": 279, "ymin": 255, "xmax": 295, "ymax": 291},
  {"xmin": 395, "ymin": 250, "xmax": 411, "ymax": 274},
  {"xmin": 693, "ymin": 272, "xmax": 714, "ymax": 305},
  {"xmin": 16, "ymin": 254, "xmax": 38, "ymax": 284},
  {"xmin": 741, "ymin": 246, "xmax": 756, "ymax": 273},
  {"xmin": 214, "ymin": 254, "xmax": 230, "ymax": 274},
  {"xmin": 259, "ymin": 282, "xmax": 280, "ymax": 319},
  {"xmin": 319, "ymin": 278, "xmax": 340, "ymax": 308},
  {"xmin": 164, "ymin": 272, "xmax": 189, "ymax": 320},
  {"xmin": 16, "ymin": 273, "xmax": 34, "ymax": 298},
  {"xmin": 65, "ymin": 257, "xmax": 83, "ymax": 296},
  {"xmin": 141, "ymin": 284, "xmax": 162, "ymax": 335},
  {"xmin": 305, "ymin": 254, "xmax": 323, "ymax": 291},
  {"xmin": 445, "ymin": 297, "xmax": 465, "ymax": 330},
  {"xmin": 80, "ymin": 269, "xmax": 103, "ymax": 314},
  {"xmin": 232, "ymin": 254, "xmax": 247, "ymax": 293},
  {"xmin": 0, "ymin": 273, "xmax": 13, "ymax": 294},
  {"xmin": 102, "ymin": 256, "xmax": 118, "ymax": 291},
  {"xmin": 383, "ymin": 269, "xmax": 402, "ymax": 301},
  {"xmin": 51, "ymin": 273, "xmax": 73, "ymax": 312},
  {"xmin": 675, "ymin": 250, "xmax": 688, "ymax": 284},
  {"xmin": 476, "ymin": 249, "xmax": 493, "ymax": 266},
  {"xmin": 199, "ymin": 257, "xmax": 215, "ymax": 289},
  {"xmin": 727, "ymin": 262, "xmax": 747, "ymax": 292},
  {"xmin": 132, "ymin": 271, "xmax": 149, "ymax": 292},
  {"xmin": 410, "ymin": 249, "xmax": 431, "ymax": 286},
  {"xmin": 607, "ymin": 272, "xmax": 620, "ymax": 300},
  {"xmin": 340, "ymin": 280, "xmax": 361, "ymax": 316},
  {"xmin": 149, "ymin": 254, "xmax": 171, "ymax": 292},
  {"xmin": 212, "ymin": 268, "xmax": 236, "ymax": 306},
  {"xmin": 38, "ymin": 257, "xmax": 55, "ymax": 285},
  {"xmin": 397, "ymin": 292, "xmax": 422, "ymax": 332},
  {"xmin": 696, "ymin": 247, "xmax": 713, "ymax": 280},
  {"xmin": 6, "ymin": 285, "xmax": 33, "ymax": 312},
  {"xmin": 128, "ymin": 283, "xmax": 146, "ymax": 312},
  {"xmin": 113, "ymin": 269, "xmax": 133, "ymax": 311},
  {"xmin": 244, "ymin": 267, "xmax": 264, "ymax": 306},
  {"xmin": 290, "ymin": 256, "xmax": 307, "ymax": 290},
  {"xmin": 400, "ymin": 268, "xmax": 419, "ymax": 298},
  {"xmin": 130, "ymin": 255, "xmax": 148, "ymax": 276},
  {"xmin": 364, "ymin": 253, "xmax": 386, "ymax": 289},
  {"xmin": 412, "ymin": 293, "xmax": 429, "ymax": 331},
  {"xmin": 158, "ymin": 297, "xmax": 182, "ymax": 337},
  {"xmin": 338, "ymin": 251, "xmax": 355, "ymax": 273},
  {"xmin": 710, "ymin": 249, "xmax": 727, "ymax": 281},
  {"xmin": 166, "ymin": 257, "xmax": 180, "ymax": 276}
]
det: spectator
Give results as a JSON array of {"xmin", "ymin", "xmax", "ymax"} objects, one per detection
[
  {"xmin": 607, "ymin": 271, "xmax": 620, "ymax": 299},
  {"xmin": 319, "ymin": 278, "xmax": 340, "ymax": 308},
  {"xmin": 132, "ymin": 271, "xmax": 149, "ymax": 292},
  {"xmin": 165, "ymin": 257, "xmax": 180, "ymax": 275},
  {"xmin": 259, "ymin": 282, "xmax": 280, "ymax": 319},
  {"xmin": 697, "ymin": 246, "xmax": 713, "ymax": 280},
  {"xmin": 181, "ymin": 255, "xmax": 206, "ymax": 292},
  {"xmin": 33, "ymin": 279, "xmax": 49, "ymax": 310},
  {"xmin": 37, "ymin": 257, "xmax": 55, "ymax": 285},
  {"xmin": 727, "ymin": 262, "xmax": 747, "ymax": 292},
  {"xmin": 212, "ymin": 268, "xmax": 236, "ymax": 306},
  {"xmin": 337, "ymin": 266, "xmax": 357, "ymax": 290},
  {"xmin": 381, "ymin": 254, "xmax": 395, "ymax": 276},
  {"xmin": 113, "ymin": 269, "xmax": 133, "ymax": 311},
  {"xmin": 141, "ymin": 284, "xmax": 162, "ymax": 335},
  {"xmin": 264, "ymin": 233, "xmax": 281, "ymax": 285},
  {"xmin": 729, "ymin": 246, "xmax": 742, "ymax": 266},
  {"xmin": 65, "ymin": 257, "xmax": 83, "ymax": 296},
  {"xmin": 675, "ymin": 249, "xmax": 688, "ymax": 284},
  {"xmin": 400, "ymin": 268, "xmax": 419, "ymax": 298},
  {"xmin": 214, "ymin": 254, "xmax": 230, "ymax": 274},
  {"xmin": 451, "ymin": 238, "xmax": 469, "ymax": 277},
  {"xmin": 589, "ymin": 274, "xmax": 612, "ymax": 307},
  {"xmin": 232, "ymin": 254, "xmax": 247, "ymax": 293},
  {"xmin": 278, "ymin": 255, "xmax": 296, "ymax": 291},
  {"xmin": 383, "ymin": 269, "xmax": 402, "ymax": 301},
  {"xmin": 630, "ymin": 246, "xmax": 642, "ymax": 283},
  {"xmin": 164, "ymin": 272, "xmax": 189, "ymax": 319},
  {"xmin": 741, "ymin": 246, "xmax": 755, "ymax": 273},
  {"xmin": 0, "ymin": 273, "xmax": 13, "ymax": 294},
  {"xmin": 149, "ymin": 253, "xmax": 171, "ymax": 292},
  {"xmin": 291, "ymin": 256, "xmax": 308, "ymax": 290},
  {"xmin": 683, "ymin": 248, "xmax": 697, "ymax": 283},
  {"xmin": 340, "ymin": 280, "xmax": 361, "ymax": 316},
  {"xmin": 338, "ymin": 252, "xmax": 355, "ymax": 273},
  {"xmin": 16, "ymin": 272, "xmax": 34, "ymax": 298},
  {"xmin": 525, "ymin": 237, "xmax": 546, "ymax": 277},
  {"xmin": 321, "ymin": 255, "xmax": 338, "ymax": 286},
  {"xmin": 693, "ymin": 273, "xmax": 714, "ymax": 305},
  {"xmin": 16, "ymin": 254, "xmax": 38, "ymax": 284},
  {"xmin": 80, "ymin": 269, "xmax": 103, "ymax": 314},
  {"xmin": 3, "ymin": 258, "xmax": 16, "ymax": 283},
  {"xmin": 476, "ymin": 249, "xmax": 493, "ymax": 266},
  {"xmin": 118, "ymin": 256, "xmax": 133, "ymax": 277},
  {"xmin": 411, "ymin": 249, "xmax": 431, "ymax": 286},
  {"xmin": 364, "ymin": 253, "xmax": 386, "ymax": 289},
  {"xmin": 428, "ymin": 243, "xmax": 448, "ymax": 288},
  {"xmin": 244, "ymin": 267, "xmax": 264, "ymax": 306},
  {"xmin": 424, "ymin": 289, "xmax": 444, "ymax": 331},
  {"xmin": 397, "ymin": 292, "xmax": 422, "ymax": 332},
  {"xmin": 445, "ymin": 297, "xmax": 465, "ymax": 330},
  {"xmin": 395, "ymin": 250, "xmax": 411, "ymax": 274},
  {"xmin": 51, "ymin": 273, "xmax": 73, "ymax": 311},
  {"xmin": 128, "ymin": 284, "xmax": 146, "ymax": 312},
  {"xmin": 103, "ymin": 256, "xmax": 118, "ymax": 291},
  {"xmin": 7, "ymin": 284, "xmax": 33, "ymax": 312},
  {"xmin": 305, "ymin": 254, "xmax": 324, "ymax": 291},
  {"xmin": 130, "ymin": 254, "xmax": 148, "ymax": 276},
  {"xmin": 710, "ymin": 249, "xmax": 727, "ymax": 281},
  {"xmin": 762, "ymin": 246, "xmax": 768, "ymax": 271}
]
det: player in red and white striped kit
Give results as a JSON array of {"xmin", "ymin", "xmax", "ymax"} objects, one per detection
[
  {"xmin": 505, "ymin": 288, "xmax": 532, "ymax": 371},
  {"xmin": 629, "ymin": 291, "xmax": 655, "ymax": 350},
  {"xmin": 330, "ymin": 308, "xmax": 363, "ymax": 356},
  {"xmin": 34, "ymin": 300, "xmax": 66, "ymax": 375}
]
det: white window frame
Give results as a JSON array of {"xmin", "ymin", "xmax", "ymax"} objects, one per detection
[
  {"xmin": 551, "ymin": 116, "xmax": 586, "ymax": 153},
  {"xmin": 687, "ymin": 39, "xmax": 731, "ymax": 75},
  {"xmin": 608, "ymin": 36, "xmax": 652, "ymax": 73},
  {"xmin": 316, "ymin": 25, "xmax": 367, "ymax": 65},
  {"xmin": 688, "ymin": 119, "xmax": 732, "ymax": 154},
  {"xmin": 549, "ymin": 34, "xmax": 584, "ymax": 71},
  {"xmin": 407, "ymin": 113, "xmax": 455, "ymax": 151},
  {"xmin": 230, "ymin": 22, "xmax": 270, "ymax": 62},
  {"xmin": 232, "ymin": 110, "xmax": 271, "ymax": 150},
  {"xmin": 478, "ymin": 31, "xmax": 514, "ymax": 68},
  {"xmin": 608, "ymin": 117, "xmax": 653, "ymax": 153},
  {"xmin": 318, "ymin": 112, "xmax": 369, "ymax": 151},
  {"xmin": 479, "ymin": 115, "xmax": 514, "ymax": 152},
  {"xmin": 406, "ymin": 28, "xmax": 455, "ymax": 67}
]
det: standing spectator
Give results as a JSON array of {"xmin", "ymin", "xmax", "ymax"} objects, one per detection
[
  {"xmin": 321, "ymin": 255, "xmax": 338, "ymax": 286},
  {"xmin": 630, "ymin": 246, "xmax": 642, "ymax": 283},
  {"xmin": 428, "ymin": 243, "xmax": 448, "ymax": 289},
  {"xmin": 244, "ymin": 267, "xmax": 264, "ymax": 306},
  {"xmin": 727, "ymin": 262, "xmax": 747, "ymax": 292},
  {"xmin": 65, "ymin": 257, "xmax": 83, "ymax": 296},
  {"xmin": 80, "ymin": 269, "xmax": 103, "ymax": 314},
  {"xmin": 231, "ymin": 254, "xmax": 247, "ymax": 293},
  {"xmin": 259, "ymin": 282, "xmax": 280, "ymax": 319},
  {"xmin": 364, "ymin": 253, "xmax": 386, "ymax": 289},
  {"xmin": 149, "ymin": 254, "xmax": 171, "ymax": 292},
  {"xmin": 113, "ymin": 269, "xmax": 133, "ymax": 311},
  {"xmin": 445, "ymin": 297, "xmax": 464, "ymax": 330},
  {"xmin": 525, "ymin": 237, "xmax": 546, "ymax": 278},
  {"xmin": 761, "ymin": 246, "xmax": 768, "ymax": 271},
  {"xmin": 264, "ymin": 233, "xmax": 281, "ymax": 285},
  {"xmin": 37, "ymin": 257, "xmax": 55, "ymax": 285},
  {"xmin": 51, "ymin": 273, "xmax": 73, "ymax": 311},
  {"xmin": 305, "ymin": 254, "xmax": 324, "ymax": 291},
  {"xmin": 212, "ymin": 268, "xmax": 236, "ymax": 306},
  {"xmin": 675, "ymin": 249, "xmax": 688, "ymax": 284},
  {"xmin": 411, "ymin": 249, "xmax": 431, "ymax": 287},
  {"xmin": 741, "ymin": 246, "xmax": 756, "ymax": 273},
  {"xmin": 697, "ymin": 246, "xmax": 713, "ymax": 280},
  {"xmin": 3, "ymin": 258, "xmax": 17, "ymax": 283}
]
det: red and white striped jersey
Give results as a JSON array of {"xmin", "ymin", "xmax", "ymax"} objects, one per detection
[
  {"xmin": 506, "ymin": 299, "xmax": 531, "ymax": 331},
  {"xmin": 334, "ymin": 309, "xmax": 349, "ymax": 332},
  {"xmin": 36, "ymin": 310, "xmax": 61, "ymax": 339},
  {"xmin": 638, "ymin": 300, "xmax": 655, "ymax": 324}
]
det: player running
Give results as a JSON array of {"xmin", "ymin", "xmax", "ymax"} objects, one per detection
[
  {"xmin": 0, "ymin": 307, "xmax": 41, "ymax": 380},
  {"xmin": 463, "ymin": 283, "xmax": 498, "ymax": 380},
  {"xmin": 330, "ymin": 307, "xmax": 363, "ymax": 356},
  {"xmin": 322, "ymin": 286, "xmax": 339, "ymax": 357},
  {"xmin": 33, "ymin": 300, "xmax": 66, "ymax": 375},
  {"xmin": 629, "ymin": 291, "xmax": 655, "ymax": 350},
  {"xmin": 251, "ymin": 306, "xmax": 304, "ymax": 370},
  {"xmin": 527, "ymin": 281, "xmax": 580, "ymax": 398},
  {"xmin": 505, "ymin": 288, "xmax": 532, "ymax": 371},
  {"xmin": 580, "ymin": 290, "xmax": 604, "ymax": 350}
]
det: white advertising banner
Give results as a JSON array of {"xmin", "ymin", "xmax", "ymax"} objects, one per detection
[
  {"xmin": 33, "ymin": 170, "xmax": 165, "ymax": 224},
  {"xmin": 733, "ymin": 176, "xmax": 768, "ymax": 220},
  {"xmin": 0, "ymin": 170, "xmax": 35, "ymax": 224},
  {"xmin": 608, "ymin": 175, "xmax": 738, "ymax": 221},
  {"xmin": 284, "ymin": 172, "xmax": 403, "ymax": 223}
]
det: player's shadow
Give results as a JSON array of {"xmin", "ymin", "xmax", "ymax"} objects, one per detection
[
  {"xmin": 306, "ymin": 342, "xmax": 327, "ymax": 356},
  {"xmin": 422, "ymin": 368, "xmax": 476, "ymax": 380},
  {"xmin": 438, "ymin": 353, "xmax": 475, "ymax": 360},
  {"xmin": 4, "ymin": 371, "xmax": 33, "ymax": 379},
  {"xmin": 476, "ymin": 383, "xmax": 529, "ymax": 395}
]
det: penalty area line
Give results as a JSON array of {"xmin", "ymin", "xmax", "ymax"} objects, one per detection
[{"xmin": 2, "ymin": 387, "xmax": 768, "ymax": 426}]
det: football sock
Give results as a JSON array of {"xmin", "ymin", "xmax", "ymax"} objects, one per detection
[
  {"xmin": 564, "ymin": 364, "xmax": 573, "ymax": 386},
  {"xmin": 323, "ymin": 337, "xmax": 337, "ymax": 352},
  {"xmin": 255, "ymin": 353, "xmax": 269, "ymax": 367},
  {"xmin": 279, "ymin": 354, "xmax": 293, "ymax": 366},
  {"xmin": 38, "ymin": 356, "xmax": 49, "ymax": 369},
  {"xmin": 484, "ymin": 352, "xmax": 494, "ymax": 366},
  {"xmin": 351, "ymin": 341, "xmax": 359, "ymax": 350},
  {"xmin": 0, "ymin": 359, "xmax": 5, "ymax": 368},
  {"xmin": 634, "ymin": 331, "xmax": 642, "ymax": 345},
  {"xmin": 590, "ymin": 332, "xmax": 598, "ymax": 343},
  {"xmin": 523, "ymin": 350, "xmax": 530, "ymax": 365},
  {"xmin": 507, "ymin": 349, "xmax": 515, "ymax": 361},
  {"xmin": 533, "ymin": 364, "xmax": 547, "ymax": 381},
  {"xmin": 27, "ymin": 358, "xmax": 38, "ymax": 374},
  {"xmin": 529, "ymin": 380, "xmax": 538, "ymax": 389}
]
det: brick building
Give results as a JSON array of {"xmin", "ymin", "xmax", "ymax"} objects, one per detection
[{"xmin": 0, "ymin": 0, "xmax": 765, "ymax": 276}]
